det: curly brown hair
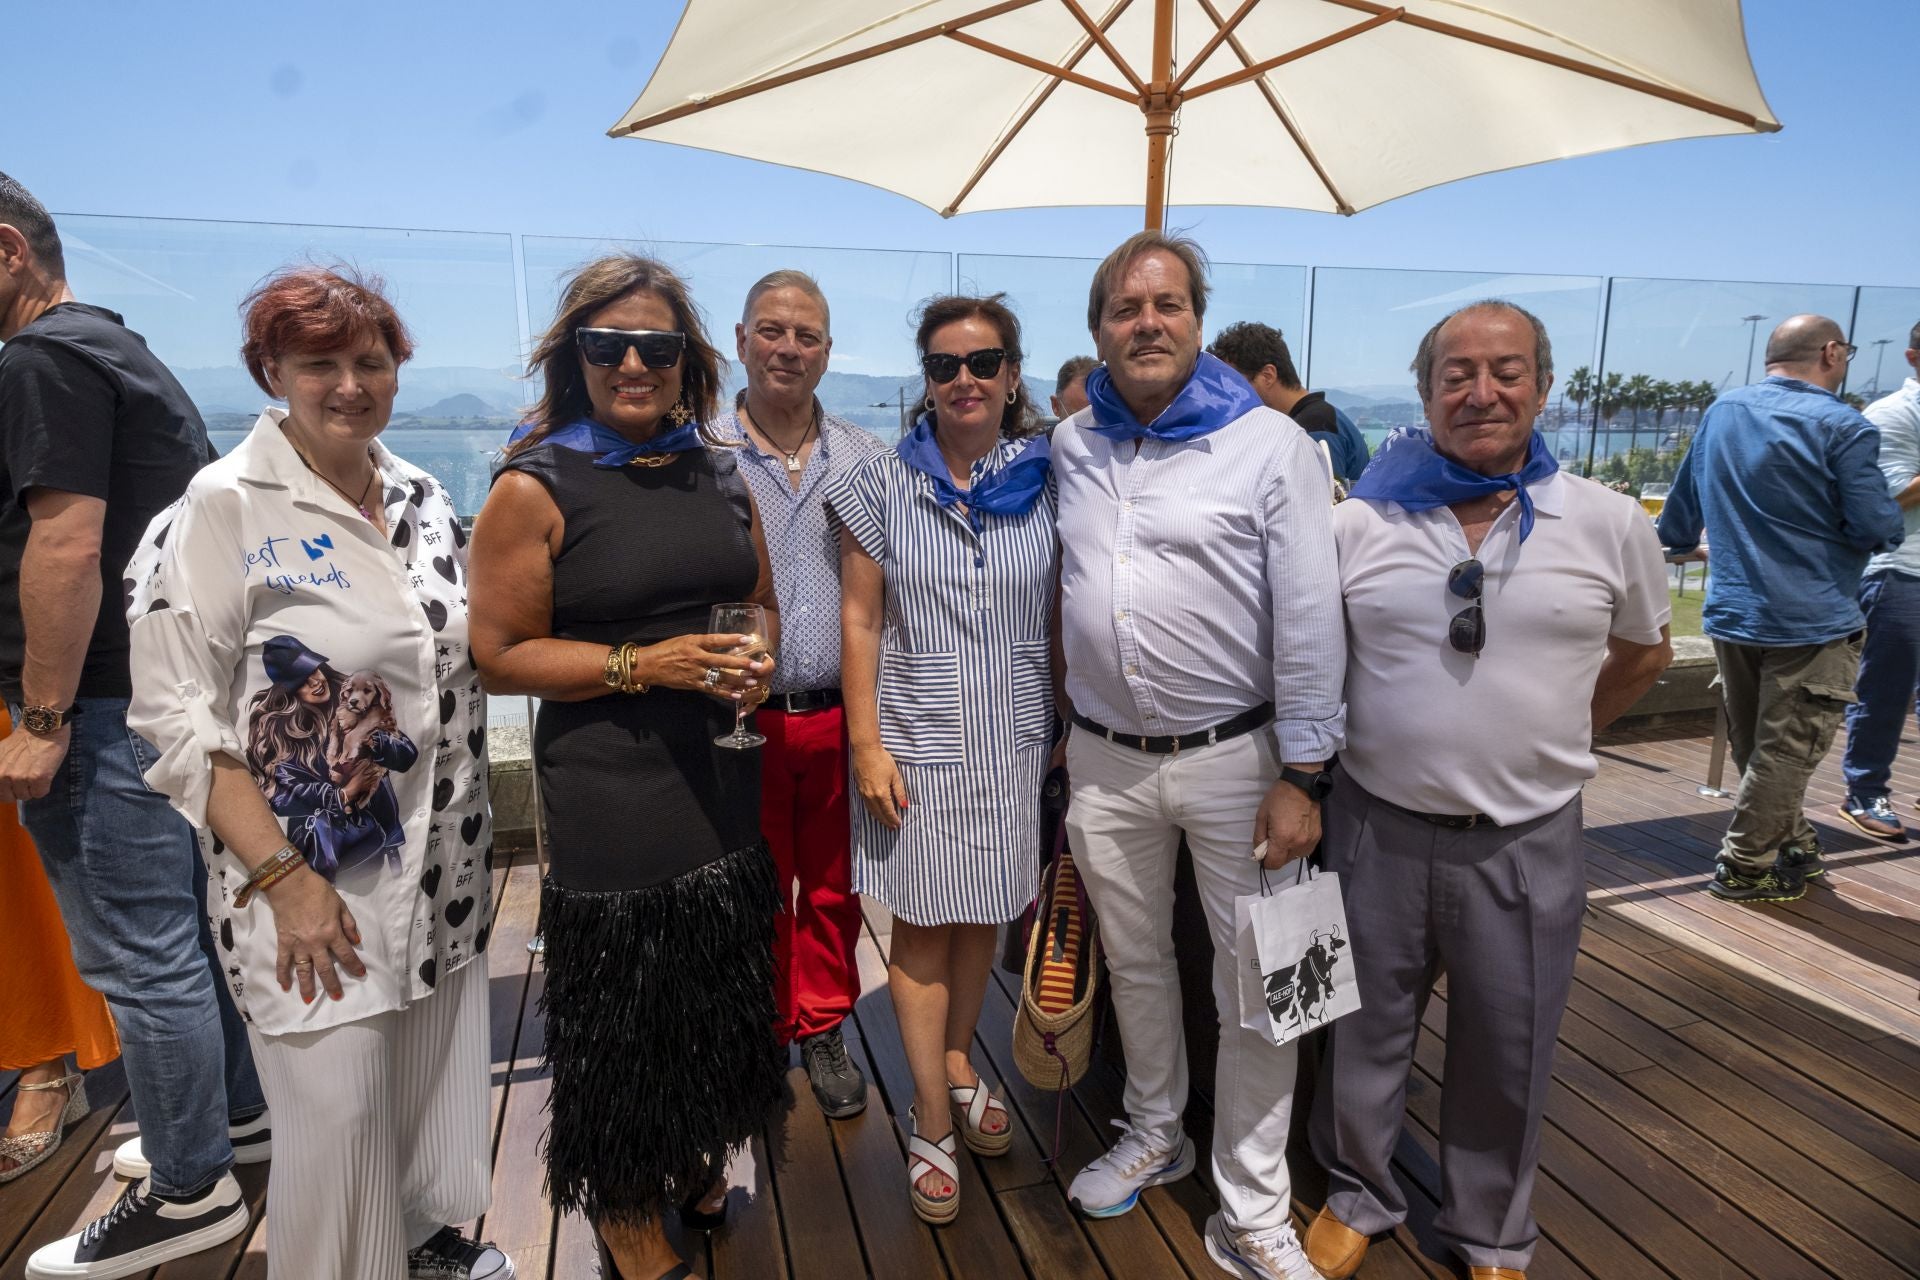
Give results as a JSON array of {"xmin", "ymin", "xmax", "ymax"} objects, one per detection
[{"xmin": 513, "ymin": 254, "xmax": 726, "ymax": 455}]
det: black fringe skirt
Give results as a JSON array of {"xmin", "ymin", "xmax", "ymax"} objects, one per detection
[{"xmin": 538, "ymin": 841, "xmax": 785, "ymax": 1225}]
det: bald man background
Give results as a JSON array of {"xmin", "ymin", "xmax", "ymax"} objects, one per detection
[{"xmin": 1660, "ymin": 315, "xmax": 1905, "ymax": 903}]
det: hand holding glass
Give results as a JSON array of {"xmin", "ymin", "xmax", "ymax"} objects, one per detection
[{"xmin": 710, "ymin": 603, "xmax": 770, "ymax": 749}]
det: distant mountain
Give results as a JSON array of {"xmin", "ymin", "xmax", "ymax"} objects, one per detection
[
  {"xmin": 401, "ymin": 393, "xmax": 505, "ymax": 420},
  {"xmin": 175, "ymin": 364, "xmax": 524, "ymax": 422}
]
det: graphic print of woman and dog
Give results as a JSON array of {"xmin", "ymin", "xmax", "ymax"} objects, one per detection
[{"xmin": 245, "ymin": 634, "xmax": 418, "ymax": 878}]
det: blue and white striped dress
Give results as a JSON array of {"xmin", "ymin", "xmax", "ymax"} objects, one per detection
[{"xmin": 826, "ymin": 438, "xmax": 1058, "ymax": 926}]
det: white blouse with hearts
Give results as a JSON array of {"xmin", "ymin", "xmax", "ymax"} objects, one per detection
[{"xmin": 126, "ymin": 407, "xmax": 492, "ymax": 1035}]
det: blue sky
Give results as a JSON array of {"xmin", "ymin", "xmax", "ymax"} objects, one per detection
[{"xmin": 5, "ymin": 0, "xmax": 1918, "ymax": 396}]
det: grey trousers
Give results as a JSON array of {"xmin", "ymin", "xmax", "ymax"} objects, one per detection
[
  {"xmin": 1309, "ymin": 777, "xmax": 1586, "ymax": 1273},
  {"xmin": 1713, "ymin": 634, "xmax": 1862, "ymax": 873}
]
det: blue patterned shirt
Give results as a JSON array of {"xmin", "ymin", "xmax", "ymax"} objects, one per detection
[{"xmin": 709, "ymin": 401, "xmax": 884, "ymax": 693}]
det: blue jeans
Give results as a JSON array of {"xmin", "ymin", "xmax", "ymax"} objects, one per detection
[
  {"xmin": 11, "ymin": 697, "xmax": 264, "ymax": 1197},
  {"xmin": 1842, "ymin": 570, "xmax": 1920, "ymax": 799}
]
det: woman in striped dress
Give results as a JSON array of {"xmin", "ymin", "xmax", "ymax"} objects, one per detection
[{"xmin": 828, "ymin": 294, "xmax": 1056, "ymax": 1224}]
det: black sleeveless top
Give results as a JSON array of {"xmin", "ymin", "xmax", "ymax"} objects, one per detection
[{"xmin": 500, "ymin": 442, "xmax": 762, "ymax": 892}]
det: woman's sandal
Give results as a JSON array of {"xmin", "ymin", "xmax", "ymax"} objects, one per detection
[
  {"xmin": 947, "ymin": 1078, "xmax": 1012, "ymax": 1157},
  {"xmin": 907, "ymin": 1107, "xmax": 961, "ymax": 1225},
  {"xmin": 0, "ymin": 1073, "xmax": 88, "ymax": 1184},
  {"xmin": 679, "ymin": 1178, "xmax": 730, "ymax": 1232}
]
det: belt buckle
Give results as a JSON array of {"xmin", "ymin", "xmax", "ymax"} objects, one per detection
[
  {"xmin": 1138, "ymin": 734, "xmax": 1151, "ymax": 752},
  {"xmin": 1168, "ymin": 735, "xmax": 1180, "ymax": 757},
  {"xmin": 1462, "ymin": 813, "xmax": 1481, "ymax": 829}
]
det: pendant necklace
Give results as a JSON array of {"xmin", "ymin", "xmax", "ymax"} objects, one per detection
[
  {"xmin": 751, "ymin": 401, "xmax": 819, "ymax": 473},
  {"xmin": 295, "ymin": 444, "xmax": 381, "ymax": 523}
]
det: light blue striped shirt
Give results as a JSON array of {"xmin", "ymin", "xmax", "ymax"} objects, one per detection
[
  {"xmin": 1866, "ymin": 378, "xmax": 1920, "ymax": 579},
  {"xmin": 1054, "ymin": 403, "xmax": 1347, "ymax": 762}
]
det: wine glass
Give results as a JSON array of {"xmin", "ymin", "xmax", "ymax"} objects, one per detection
[{"xmin": 710, "ymin": 602, "xmax": 768, "ymax": 749}]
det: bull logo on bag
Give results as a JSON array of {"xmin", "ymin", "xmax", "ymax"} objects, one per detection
[{"xmin": 1262, "ymin": 925, "xmax": 1349, "ymax": 1031}]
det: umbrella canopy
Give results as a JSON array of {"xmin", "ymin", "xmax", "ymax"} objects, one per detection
[{"xmin": 611, "ymin": 0, "xmax": 1779, "ymax": 229}]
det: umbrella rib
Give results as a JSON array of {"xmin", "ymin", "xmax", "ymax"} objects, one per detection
[
  {"xmin": 1057, "ymin": 0, "xmax": 1147, "ymax": 95},
  {"xmin": 945, "ymin": 0, "xmax": 1137, "ymax": 216},
  {"xmin": 943, "ymin": 29, "xmax": 1139, "ymax": 102},
  {"xmin": 615, "ymin": 0, "xmax": 1049, "ymax": 133},
  {"xmin": 1318, "ymin": 0, "xmax": 1776, "ymax": 129},
  {"xmin": 1170, "ymin": 0, "xmax": 1261, "ymax": 93},
  {"xmin": 1194, "ymin": 0, "xmax": 1354, "ymax": 214},
  {"xmin": 1183, "ymin": 7, "xmax": 1406, "ymax": 99}
]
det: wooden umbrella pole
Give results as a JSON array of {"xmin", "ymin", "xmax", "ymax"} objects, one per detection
[{"xmin": 1142, "ymin": 0, "xmax": 1176, "ymax": 229}]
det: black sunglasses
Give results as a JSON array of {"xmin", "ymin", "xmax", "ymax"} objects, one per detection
[
  {"xmin": 575, "ymin": 327, "xmax": 687, "ymax": 369},
  {"xmin": 1447, "ymin": 557, "xmax": 1485, "ymax": 658},
  {"xmin": 922, "ymin": 347, "xmax": 1008, "ymax": 385}
]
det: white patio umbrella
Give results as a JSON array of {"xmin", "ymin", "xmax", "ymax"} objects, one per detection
[{"xmin": 610, "ymin": 0, "xmax": 1779, "ymax": 230}]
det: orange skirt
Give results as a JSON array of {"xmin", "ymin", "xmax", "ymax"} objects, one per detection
[{"xmin": 0, "ymin": 708, "xmax": 120, "ymax": 1070}]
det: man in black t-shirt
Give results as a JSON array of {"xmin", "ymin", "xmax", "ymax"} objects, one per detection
[
  {"xmin": 1210, "ymin": 320, "xmax": 1372, "ymax": 486},
  {"xmin": 0, "ymin": 172, "xmax": 265, "ymax": 1278}
]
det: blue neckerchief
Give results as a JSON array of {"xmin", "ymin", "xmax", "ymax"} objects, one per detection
[
  {"xmin": 894, "ymin": 414, "xmax": 1051, "ymax": 533},
  {"xmin": 1083, "ymin": 352, "xmax": 1263, "ymax": 443},
  {"xmin": 1348, "ymin": 427, "xmax": 1559, "ymax": 541},
  {"xmin": 504, "ymin": 417, "xmax": 704, "ymax": 467}
]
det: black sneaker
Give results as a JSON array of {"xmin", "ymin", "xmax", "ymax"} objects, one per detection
[
  {"xmin": 1778, "ymin": 839, "xmax": 1830, "ymax": 880},
  {"xmin": 26, "ymin": 1173, "xmax": 248, "ymax": 1279},
  {"xmin": 1708, "ymin": 860, "xmax": 1805, "ymax": 903},
  {"xmin": 407, "ymin": 1226, "xmax": 516, "ymax": 1279},
  {"xmin": 114, "ymin": 1108, "xmax": 271, "ymax": 1180},
  {"xmin": 1837, "ymin": 795, "xmax": 1906, "ymax": 843},
  {"xmin": 800, "ymin": 1024, "xmax": 868, "ymax": 1119}
]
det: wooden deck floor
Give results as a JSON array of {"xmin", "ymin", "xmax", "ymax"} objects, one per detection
[{"xmin": 4, "ymin": 721, "xmax": 1919, "ymax": 1279}]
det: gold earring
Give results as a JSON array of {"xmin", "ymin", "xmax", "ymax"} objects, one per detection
[
  {"xmin": 925, "ymin": 396, "xmax": 936, "ymax": 412},
  {"xmin": 1007, "ymin": 388, "xmax": 1017, "ymax": 404},
  {"xmin": 666, "ymin": 398, "xmax": 695, "ymax": 427}
]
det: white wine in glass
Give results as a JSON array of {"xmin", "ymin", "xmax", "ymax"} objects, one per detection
[{"xmin": 710, "ymin": 602, "xmax": 768, "ymax": 749}]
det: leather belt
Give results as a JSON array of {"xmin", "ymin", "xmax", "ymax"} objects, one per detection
[
  {"xmin": 1071, "ymin": 703, "xmax": 1273, "ymax": 756},
  {"xmin": 766, "ymin": 688, "xmax": 842, "ymax": 714},
  {"xmin": 1373, "ymin": 794, "xmax": 1499, "ymax": 829}
]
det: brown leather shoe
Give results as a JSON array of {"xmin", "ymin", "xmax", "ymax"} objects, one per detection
[
  {"xmin": 1468, "ymin": 1269, "xmax": 1526, "ymax": 1279},
  {"xmin": 1304, "ymin": 1206, "xmax": 1368, "ymax": 1279}
]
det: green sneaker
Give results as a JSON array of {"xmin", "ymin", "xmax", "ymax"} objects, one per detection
[
  {"xmin": 1709, "ymin": 860, "xmax": 1805, "ymax": 903},
  {"xmin": 1778, "ymin": 840, "xmax": 1827, "ymax": 880}
]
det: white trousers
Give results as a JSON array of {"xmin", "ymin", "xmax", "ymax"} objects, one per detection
[
  {"xmin": 1066, "ymin": 726, "xmax": 1300, "ymax": 1234},
  {"xmin": 248, "ymin": 953, "xmax": 493, "ymax": 1280}
]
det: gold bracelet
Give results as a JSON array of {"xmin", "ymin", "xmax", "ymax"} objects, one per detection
[
  {"xmin": 618, "ymin": 642, "xmax": 648, "ymax": 694},
  {"xmin": 602, "ymin": 644, "xmax": 626, "ymax": 692},
  {"xmin": 233, "ymin": 844, "xmax": 305, "ymax": 909}
]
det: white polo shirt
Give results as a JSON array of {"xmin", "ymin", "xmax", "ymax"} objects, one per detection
[{"xmin": 1335, "ymin": 471, "xmax": 1670, "ymax": 825}]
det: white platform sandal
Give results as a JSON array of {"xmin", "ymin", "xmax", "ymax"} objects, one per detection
[
  {"xmin": 907, "ymin": 1107, "xmax": 961, "ymax": 1225},
  {"xmin": 948, "ymin": 1078, "xmax": 1012, "ymax": 1157}
]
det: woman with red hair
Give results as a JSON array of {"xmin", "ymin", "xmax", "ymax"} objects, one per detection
[{"xmin": 123, "ymin": 267, "xmax": 511, "ymax": 1280}]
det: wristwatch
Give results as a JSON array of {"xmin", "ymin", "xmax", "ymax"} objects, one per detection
[
  {"xmin": 18, "ymin": 703, "xmax": 79, "ymax": 735},
  {"xmin": 1279, "ymin": 765, "xmax": 1335, "ymax": 802}
]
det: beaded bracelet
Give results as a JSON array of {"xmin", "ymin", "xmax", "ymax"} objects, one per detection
[{"xmin": 233, "ymin": 844, "xmax": 306, "ymax": 909}]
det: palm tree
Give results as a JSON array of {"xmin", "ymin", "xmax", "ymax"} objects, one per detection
[
  {"xmin": 1598, "ymin": 371, "xmax": 1626, "ymax": 460},
  {"xmin": 1564, "ymin": 366, "xmax": 1593, "ymax": 426},
  {"xmin": 1651, "ymin": 379, "xmax": 1678, "ymax": 444},
  {"xmin": 1622, "ymin": 373, "xmax": 1656, "ymax": 451}
]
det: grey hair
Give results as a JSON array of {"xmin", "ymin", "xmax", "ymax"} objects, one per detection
[
  {"xmin": 0, "ymin": 171, "xmax": 64, "ymax": 277},
  {"xmin": 1055, "ymin": 354, "xmax": 1098, "ymax": 395},
  {"xmin": 1410, "ymin": 299, "xmax": 1553, "ymax": 401},
  {"xmin": 742, "ymin": 268, "xmax": 830, "ymax": 335},
  {"xmin": 1087, "ymin": 230, "xmax": 1210, "ymax": 333}
]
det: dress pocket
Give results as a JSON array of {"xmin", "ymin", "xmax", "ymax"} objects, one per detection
[
  {"xmin": 1009, "ymin": 638, "xmax": 1053, "ymax": 745},
  {"xmin": 878, "ymin": 650, "xmax": 965, "ymax": 766}
]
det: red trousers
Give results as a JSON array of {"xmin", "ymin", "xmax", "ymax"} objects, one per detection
[{"xmin": 760, "ymin": 705, "xmax": 861, "ymax": 1043}]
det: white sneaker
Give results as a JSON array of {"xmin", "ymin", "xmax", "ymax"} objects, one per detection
[
  {"xmin": 1067, "ymin": 1121, "xmax": 1196, "ymax": 1219},
  {"xmin": 27, "ymin": 1173, "xmax": 248, "ymax": 1278},
  {"xmin": 113, "ymin": 1110, "xmax": 271, "ymax": 1181},
  {"xmin": 1205, "ymin": 1212, "xmax": 1325, "ymax": 1280}
]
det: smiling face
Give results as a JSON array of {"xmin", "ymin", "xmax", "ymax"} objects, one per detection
[
  {"xmin": 1093, "ymin": 249, "xmax": 1202, "ymax": 423},
  {"xmin": 1424, "ymin": 307, "xmax": 1551, "ymax": 475},
  {"xmin": 924, "ymin": 315, "xmax": 1018, "ymax": 438},
  {"xmin": 580, "ymin": 289, "xmax": 684, "ymax": 440},
  {"xmin": 297, "ymin": 668, "xmax": 333, "ymax": 707},
  {"xmin": 264, "ymin": 331, "xmax": 398, "ymax": 451},
  {"xmin": 736, "ymin": 286, "xmax": 830, "ymax": 413}
]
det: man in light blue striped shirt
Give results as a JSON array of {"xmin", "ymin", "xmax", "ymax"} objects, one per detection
[
  {"xmin": 1840, "ymin": 320, "xmax": 1920, "ymax": 841},
  {"xmin": 1055, "ymin": 231, "xmax": 1345, "ymax": 1280}
]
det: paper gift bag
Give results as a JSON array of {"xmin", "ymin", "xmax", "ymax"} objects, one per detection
[{"xmin": 1235, "ymin": 862, "xmax": 1361, "ymax": 1046}]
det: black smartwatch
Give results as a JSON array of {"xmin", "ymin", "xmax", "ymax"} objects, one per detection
[{"xmin": 1279, "ymin": 765, "xmax": 1334, "ymax": 802}]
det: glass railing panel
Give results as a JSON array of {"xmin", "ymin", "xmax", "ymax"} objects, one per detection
[
  {"xmin": 957, "ymin": 252, "xmax": 1308, "ymax": 422},
  {"xmin": 520, "ymin": 236, "xmax": 951, "ymax": 442},
  {"xmin": 1306, "ymin": 266, "xmax": 1604, "ymax": 470},
  {"xmin": 57, "ymin": 213, "xmax": 522, "ymax": 517},
  {"xmin": 1849, "ymin": 286, "xmax": 1920, "ymax": 408},
  {"xmin": 1593, "ymin": 276, "xmax": 1857, "ymax": 494}
]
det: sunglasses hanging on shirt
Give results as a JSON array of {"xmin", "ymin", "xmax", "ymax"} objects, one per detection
[
  {"xmin": 922, "ymin": 347, "xmax": 1008, "ymax": 384},
  {"xmin": 575, "ymin": 327, "xmax": 688, "ymax": 369},
  {"xmin": 1448, "ymin": 556, "xmax": 1486, "ymax": 658}
]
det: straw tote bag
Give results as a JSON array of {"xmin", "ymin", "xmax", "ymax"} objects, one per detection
[{"xmin": 1012, "ymin": 823, "xmax": 1102, "ymax": 1091}]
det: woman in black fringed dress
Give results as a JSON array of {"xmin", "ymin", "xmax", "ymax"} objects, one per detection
[{"xmin": 467, "ymin": 255, "xmax": 785, "ymax": 1280}]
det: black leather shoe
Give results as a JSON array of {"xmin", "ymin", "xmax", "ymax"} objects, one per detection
[{"xmin": 801, "ymin": 1024, "xmax": 868, "ymax": 1118}]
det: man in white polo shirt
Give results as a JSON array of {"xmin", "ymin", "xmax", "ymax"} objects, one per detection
[{"xmin": 1304, "ymin": 301, "xmax": 1672, "ymax": 1280}]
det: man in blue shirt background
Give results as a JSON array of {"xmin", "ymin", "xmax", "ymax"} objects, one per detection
[{"xmin": 1660, "ymin": 314, "xmax": 1905, "ymax": 903}]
